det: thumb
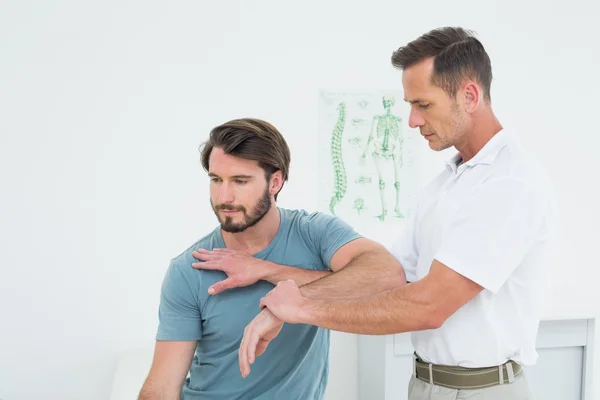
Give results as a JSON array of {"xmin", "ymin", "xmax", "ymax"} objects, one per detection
[
  {"xmin": 259, "ymin": 295, "xmax": 269, "ymax": 310},
  {"xmin": 208, "ymin": 278, "xmax": 237, "ymax": 295}
]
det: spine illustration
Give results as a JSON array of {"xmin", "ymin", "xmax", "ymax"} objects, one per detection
[{"xmin": 329, "ymin": 102, "xmax": 347, "ymax": 215}]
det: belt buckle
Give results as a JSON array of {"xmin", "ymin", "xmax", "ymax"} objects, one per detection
[{"xmin": 500, "ymin": 361, "xmax": 516, "ymax": 384}]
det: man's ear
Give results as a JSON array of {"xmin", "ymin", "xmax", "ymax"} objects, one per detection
[
  {"xmin": 463, "ymin": 82, "xmax": 481, "ymax": 113},
  {"xmin": 269, "ymin": 170, "xmax": 284, "ymax": 195}
]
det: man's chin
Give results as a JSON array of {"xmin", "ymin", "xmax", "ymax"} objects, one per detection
[
  {"xmin": 429, "ymin": 141, "xmax": 450, "ymax": 152},
  {"xmin": 221, "ymin": 223, "xmax": 249, "ymax": 234}
]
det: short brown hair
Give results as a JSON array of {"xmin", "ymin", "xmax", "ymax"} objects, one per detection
[
  {"xmin": 391, "ymin": 27, "xmax": 493, "ymax": 102},
  {"xmin": 199, "ymin": 118, "xmax": 291, "ymax": 200}
]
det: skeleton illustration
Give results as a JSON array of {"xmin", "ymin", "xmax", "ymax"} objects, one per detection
[{"xmin": 360, "ymin": 94, "xmax": 404, "ymax": 220}]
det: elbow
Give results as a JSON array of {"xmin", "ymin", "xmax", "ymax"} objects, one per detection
[
  {"xmin": 397, "ymin": 267, "xmax": 408, "ymax": 286},
  {"xmin": 138, "ymin": 382, "xmax": 157, "ymax": 400},
  {"xmin": 377, "ymin": 274, "xmax": 406, "ymax": 293},
  {"xmin": 385, "ymin": 266, "xmax": 407, "ymax": 290},
  {"xmin": 137, "ymin": 388, "xmax": 154, "ymax": 400},
  {"xmin": 424, "ymin": 313, "xmax": 446, "ymax": 330},
  {"xmin": 416, "ymin": 312, "xmax": 444, "ymax": 331},
  {"xmin": 418, "ymin": 301, "xmax": 450, "ymax": 331},
  {"xmin": 138, "ymin": 378, "xmax": 171, "ymax": 400}
]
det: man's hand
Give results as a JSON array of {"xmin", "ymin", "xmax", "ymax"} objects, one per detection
[
  {"xmin": 191, "ymin": 248, "xmax": 266, "ymax": 294},
  {"xmin": 259, "ymin": 280, "xmax": 308, "ymax": 324},
  {"xmin": 238, "ymin": 308, "xmax": 284, "ymax": 378}
]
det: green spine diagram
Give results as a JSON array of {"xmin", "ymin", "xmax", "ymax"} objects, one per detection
[
  {"xmin": 329, "ymin": 102, "xmax": 347, "ymax": 215},
  {"xmin": 318, "ymin": 89, "xmax": 417, "ymax": 228}
]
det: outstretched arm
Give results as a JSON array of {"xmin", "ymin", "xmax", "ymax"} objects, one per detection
[
  {"xmin": 298, "ymin": 237, "xmax": 406, "ymax": 299},
  {"xmin": 237, "ymin": 238, "xmax": 406, "ymax": 378},
  {"xmin": 192, "ymin": 247, "xmax": 333, "ymax": 294},
  {"xmin": 262, "ymin": 176, "xmax": 550, "ymax": 334},
  {"xmin": 251, "ymin": 236, "xmax": 406, "ymax": 297},
  {"xmin": 192, "ymin": 237, "xmax": 404, "ymax": 296},
  {"xmin": 239, "ymin": 259, "xmax": 476, "ymax": 377},
  {"xmin": 264, "ymin": 260, "xmax": 483, "ymax": 335}
]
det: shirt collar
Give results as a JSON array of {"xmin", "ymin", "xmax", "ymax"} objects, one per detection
[{"xmin": 445, "ymin": 128, "xmax": 513, "ymax": 173}]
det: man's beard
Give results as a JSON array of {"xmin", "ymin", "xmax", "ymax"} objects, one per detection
[{"xmin": 211, "ymin": 186, "xmax": 272, "ymax": 233}]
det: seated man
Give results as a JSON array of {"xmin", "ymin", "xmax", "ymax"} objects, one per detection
[{"xmin": 138, "ymin": 118, "xmax": 406, "ymax": 399}]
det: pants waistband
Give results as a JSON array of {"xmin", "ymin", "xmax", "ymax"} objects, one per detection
[{"xmin": 413, "ymin": 353, "xmax": 522, "ymax": 390}]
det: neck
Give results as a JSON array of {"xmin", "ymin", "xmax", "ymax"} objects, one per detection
[
  {"xmin": 221, "ymin": 205, "xmax": 281, "ymax": 254},
  {"xmin": 455, "ymin": 108, "xmax": 503, "ymax": 162}
]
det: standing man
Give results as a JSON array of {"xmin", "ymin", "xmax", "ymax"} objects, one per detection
[
  {"xmin": 137, "ymin": 118, "xmax": 405, "ymax": 399},
  {"xmin": 240, "ymin": 27, "xmax": 559, "ymax": 400}
]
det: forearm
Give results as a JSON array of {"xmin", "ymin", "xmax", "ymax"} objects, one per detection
[
  {"xmin": 261, "ymin": 261, "xmax": 332, "ymax": 287},
  {"xmin": 298, "ymin": 279, "xmax": 438, "ymax": 334},
  {"xmin": 299, "ymin": 248, "xmax": 406, "ymax": 299}
]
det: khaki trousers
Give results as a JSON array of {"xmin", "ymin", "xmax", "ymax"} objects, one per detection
[{"xmin": 407, "ymin": 372, "xmax": 535, "ymax": 399}]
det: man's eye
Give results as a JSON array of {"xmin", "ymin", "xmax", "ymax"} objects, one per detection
[
  {"xmin": 419, "ymin": 104, "xmax": 430, "ymax": 109},
  {"xmin": 235, "ymin": 180, "xmax": 247, "ymax": 184}
]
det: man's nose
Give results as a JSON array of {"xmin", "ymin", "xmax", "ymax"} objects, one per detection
[
  {"xmin": 408, "ymin": 109, "xmax": 425, "ymax": 128},
  {"xmin": 219, "ymin": 184, "xmax": 234, "ymax": 203}
]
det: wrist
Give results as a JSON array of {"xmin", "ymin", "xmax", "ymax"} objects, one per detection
[
  {"xmin": 297, "ymin": 297, "xmax": 317, "ymax": 325},
  {"xmin": 260, "ymin": 260, "xmax": 283, "ymax": 284},
  {"xmin": 299, "ymin": 284, "xmax": 317, "ymax": 299}
]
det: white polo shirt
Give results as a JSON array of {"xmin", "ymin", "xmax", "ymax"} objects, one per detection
[{"xmin": 389, "ymin": 128, "xmax": 560, "ymax": 368}]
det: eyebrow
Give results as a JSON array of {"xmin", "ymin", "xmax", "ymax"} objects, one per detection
[
  {"xmin": 208, "ymin": 173, "xmax": 254, "ymax": 179},
  {"xmin": 404, "ymin": 98, "xmax": 426, "ymax": 104}
]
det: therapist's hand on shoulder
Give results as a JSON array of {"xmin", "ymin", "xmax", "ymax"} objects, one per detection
[{"xmin": 192, "ymin": 248, "xmax": 267, "ymax": 294}]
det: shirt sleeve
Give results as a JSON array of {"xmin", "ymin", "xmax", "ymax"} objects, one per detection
[
  {"xmin": 434, "ymin": 177, "xmax": 547, "ymax": 294},
  {"xmin": 388, "ymin": 212, "xmax": 419, "ymax": 283},
  {"xmin": 156, "ymin": 261, "xmax": 203, "ymax": 341},
  {"xmin": 304, "ymin": 212, "xmax": 363, "ymax": 269}
]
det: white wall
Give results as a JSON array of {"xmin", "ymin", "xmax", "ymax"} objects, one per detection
[{"xmin": 1, "ymin": 1, "xmax": 598, "ymax": 399}]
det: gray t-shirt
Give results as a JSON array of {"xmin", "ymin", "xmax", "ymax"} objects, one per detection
[{"xmin": 156, "ymin": 207, "xmax": 362, "ymax": 399}]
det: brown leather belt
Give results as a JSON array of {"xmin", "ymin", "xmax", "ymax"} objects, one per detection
[{"xmin": 414, "ymin": 354, "xmax": 522, "ymax": 389}]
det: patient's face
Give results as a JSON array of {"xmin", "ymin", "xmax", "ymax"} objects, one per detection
[{"xmin": 208, "ymin": 147, "xmax": 272, "ymax": 233}]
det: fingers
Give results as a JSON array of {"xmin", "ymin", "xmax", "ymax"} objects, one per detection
[
  {"xmin": 191, "ymin": 260, "xmax": 220, "ymax": 270},
  {"xmin": 246, "ymin": 328, "xmax": 261, "ymax": 365},
  {"xmin": 259, "ymin": 295, "xmax": 269, "ymax": 310},
  {"xmin": 239, "ymin": 319, "xmax": 265, "ymax": 378},
  {"xmin": 239, "ymin": 328, "xmax": 252, "ymax": 378},
  {"xmin": 192, "ymin": 249, "xmax": 223, "ymax": 262},
  {"xmin": 255, "ymin": 339, "xmax": 270, "ymax": 357},
  {"xmin": 239, "ymin": 333, "xmax": 248, "ymax": 377},
  {"xmin": 208, "ymin": 277, "xmax": 237, "ymax": 295}
]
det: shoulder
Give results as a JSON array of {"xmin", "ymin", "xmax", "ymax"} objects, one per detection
[
  {"xmin": 279, "ymin": 208, "xmax": 362, "ymax": 266},
  {"xmin": 279, "ymin": 207, "xmax": 361, "ymax": 245},
  {"xmin": 279, "ymin": 207, "xmax": 349, "ymax": 231},
  {"xmin": 166, "ymin": 227, "xmax": 223, "ymax": 284},
  {"xmin": 485, "ymin": 136, "xmax": 557, "ymax": 202},
  {"xmin": 465, "ymin": 136, "xmax": 559, "ymax": 236}
]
